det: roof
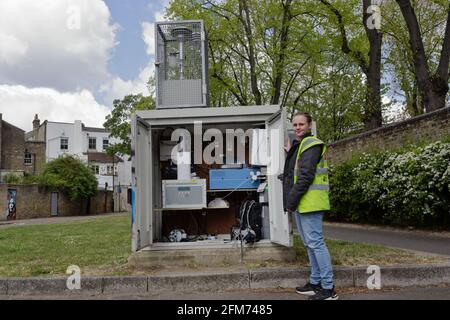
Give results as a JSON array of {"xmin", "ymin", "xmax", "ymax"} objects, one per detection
[
  {"xmin": 46, "ymin": 121, "xmax": 73, "ymax": 125},
  {"xmin": 136, "ymin": 105, "xmax": 281, "ymax": 126},
  {"xmin": 84, "ymin": 152, "xmax": 123, "ymax": 163},
  {"xmin": 42, "ymin": 121, "xmax": 108, "ymax": 133},
  {"xmin": 82, "ymin": 124, "xmax": 108, "ymax": 133},
  {"xmin": 1, "ymin": 120, "xmax": 25, "ymax": 132}
]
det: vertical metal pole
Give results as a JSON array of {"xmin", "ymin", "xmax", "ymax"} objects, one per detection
[
  {"xmin": 240, "ymin": 233, "xmax": 244, "ymax": 264},
  {"xmin": 112, "ymin": 155, "xmax": 115, "ymax": 212},
  {"xmin": 179, "ymin": 39, "xmax": 184, "ymax": 80},
  {"xmin": 105, "ymin": 182, "xmax": 108, "ymax": 213}
]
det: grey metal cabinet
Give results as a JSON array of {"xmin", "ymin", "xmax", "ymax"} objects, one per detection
[{"xmin": 131, "ymin": 105, "xmax": 292, "ymax": 252}]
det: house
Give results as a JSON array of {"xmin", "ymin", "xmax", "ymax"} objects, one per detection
[
  {"xmin": 26, "ymin": 115, "xmax": 132, "ymax": 211},
  {"xmin": 0, "ymin": 113, "xmax": 46, "ymax": 182}
]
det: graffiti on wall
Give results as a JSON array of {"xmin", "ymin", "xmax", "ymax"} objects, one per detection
[{"xmin": 6, "ymin": 189, "xmax": 17, "ymax": 220}]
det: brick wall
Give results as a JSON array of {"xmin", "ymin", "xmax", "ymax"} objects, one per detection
[
  {"xmin": 0, "ymin": 114, "xmax": 2, "ymax": 168},
  {"xmin": 327, "ymin": 107, "xmax": 450, "ymax": 165},
  {"xmin": 113, "ymin": 188, "xmax": 131, "ymax": 212},
  {"xmin": 90, "ymin": 190, "xmax": 113, "ymax": 214},
  {"xmin": 0, "ymin": 184, "xmax": 113, "ymax": 220},
  {"xmin": 0, "ymin": 119, "xmax": 46, "ymax": 178},
  {"xmin": 24, "ymin": 141, "xmax": 46, "ymax": 175},
  {"xmin": 1, "ymin": 121, "xmax": 26, "ymax": 171}
]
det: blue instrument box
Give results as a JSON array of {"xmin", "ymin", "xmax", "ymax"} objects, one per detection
[{"xmin": 209, "ymin": 167, "xmax": 260, "ymax": 190}]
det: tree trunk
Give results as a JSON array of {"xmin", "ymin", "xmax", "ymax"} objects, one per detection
[
  {"xmin": 320, "ymin": 0, "xmax": 383, "ymax": 130},
  {"xmin": 364, "ymin": 69, "xmax": 382, "ymax": 129},
  {"xmin": 239, "ymin": 0, "xmax": 262, "ymax": 105},
  {"xmin": 363, "ymin": 0, "xmax": 383, "ymax": 129},
  {"xmin": 271, "ymin": 0, "xmax": 293, "ymax": 105},
  {"xmin": 410, "ymin": 82, "xmax": 421, "ymax": 116},
  {"xmin": 396, "ymin": 0, "xmax": 450, "ymax": 112}
]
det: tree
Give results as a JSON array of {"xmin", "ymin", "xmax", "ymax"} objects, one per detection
[
  {"xmin": 103, "ymin": 94, "xmax": 155, "ymax": 156},
  {"xmin": 395, "ymin": 0, "xmax": 450, "ymax": 112},
  {"xmin": 167, "ymin": 0, "xmax": 318, "ymax": 109},
  {"xmin": 39, "ymin": 155, "xmax": 97, "ymax": 201},
  {"xmin": 298, "ymin": 52, "xmax": 367, "ymax": 141},
  {"xmin": 383, "ymin": 0, "xmax": 449, "ymax": 116},
  {"xmin": 167, "ymin": 0, "xmax": 369, "ymax": 140},
  {"xmin": 318, "ymin": 0, "xmax": 383, "ymax": 130}
]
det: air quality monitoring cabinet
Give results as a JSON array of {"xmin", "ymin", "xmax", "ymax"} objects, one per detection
[{"xmin": 130, "ymin": 105, "xmax": 292, "ymax": 252}]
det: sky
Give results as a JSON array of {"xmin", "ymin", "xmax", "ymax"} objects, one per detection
[{"xmin": 0, "ymin": 0, "xmax": 169, "ymax": 132}]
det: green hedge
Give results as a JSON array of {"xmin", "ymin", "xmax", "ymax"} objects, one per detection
[{"xmin": 328, "ymin": 141, "xmax": 450, "ymax": 228}]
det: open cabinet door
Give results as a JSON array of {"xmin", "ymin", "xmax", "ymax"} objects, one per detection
[
  {"xmin": 131, "ymin": 115, "xmax": 153, "ymax": 252},
  {"xmin": 267, "ymin": 109, "xmax": 293, "ymax": 247}
]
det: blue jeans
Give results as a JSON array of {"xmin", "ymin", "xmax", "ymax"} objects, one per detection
[{"xmin": 294, "ymin": 211, "xmax": 334, "ymax": 289}]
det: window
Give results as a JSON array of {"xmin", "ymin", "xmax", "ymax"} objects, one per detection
[
  {"xmin": 106, "ymin": 165, "xmax": 118, "ymax": 176},
  {"xmin": 103, "ymin": 139, "xmax": 109, "ymax": 151},
  {"xmin": 60, "ymin": 138, "xmax": 68, "ymax": 150},
  {"xmin": 127, "ymin": 188, "xmax": 132, "ymax": 204},
  {"xmin": 88, "ymin": 137, "xmax": 96, "ymax": 150},
  {"xmin": 91, "ymin": 165, "xmax": 99, "ymax": 175},
  {"xmin": 24, "ymin": 153, "xmax": 32, "ymax": 165}
]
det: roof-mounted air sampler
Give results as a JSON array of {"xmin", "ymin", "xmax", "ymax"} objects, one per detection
[{"xmin": 154, "ymin": 20, "xmax": 209, "ymax": 109}]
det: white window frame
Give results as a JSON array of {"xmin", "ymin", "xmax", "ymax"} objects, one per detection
[
  {"xmin": 60, "ymin": 138, "xmax": 68, "ymax": 150},
  {"xmin": 91, "ymin": 164, "xmax": 99, "ymax": 175},
  {"xmin": 24, "ymin": 153, "xmax": 32, "ymax": 165},
  {"xmin": 88, "ymin": 137, "xmax": 96, "ymax": 150},
  {"xmin": 103, "ymin": 139, "xmax": 109, "ymax": 151}
]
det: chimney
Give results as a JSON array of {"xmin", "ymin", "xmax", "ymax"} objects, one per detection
[{"xmin": 33, "ymin": 114, "xmax": 40, "ymax": 130}]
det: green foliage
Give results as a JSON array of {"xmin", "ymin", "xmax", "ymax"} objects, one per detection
[
  {"xmin": 166, "ymin": 0, "xmax": 449, "ymax": 139},
  {"xmin": 21, "ymin": 173, "xmax": 40, "ymax": 184},
  {"xmin": 39, "ymin": 155, "xmax": 98, "ymax": 201},
  {"xmin": 382, "ymin": 0, "xmax": 449, "ymax": 117},
  {"xmin": 329, "ymin": 141, "xmax": 450, "ymax": 228},
  {"xmin": 165, "ymin": 0, "xmax": 377, "ymax": 139},
  {"xmin": 3, "ymin": 173, "xmax": 44, "ymax": 185},
  {"xmin": 3, "ymin": 173, "xmax": 22, "ymax": 184},
  {"xmin": 103, "ymin": 94, "xmax": 155, "ymax": 156}
]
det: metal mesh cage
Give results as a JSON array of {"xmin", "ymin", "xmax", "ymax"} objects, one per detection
[{"xmin": 155, "ymin": 21, "xmax": 209, "ymax": 108}]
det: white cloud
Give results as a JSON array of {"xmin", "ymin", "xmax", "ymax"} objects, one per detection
[
  {"xmin": 100, "ymin": 13, "xmax": 162, "ymax": 105},
  {"xmin": 142, "ymin": 22, "xmax": 156, "ymax": 56},
  {"xmin": 155, "ymin": 11, "xmax": 166, "ymax": 21},
  {"xmin": 0, "ymin": 1, "xmax": 164, "ymax": 132},
  {"xmin": 0, "ymin": 0, "xmax": 118, "ymax": 91},
  {"xmin": 382, "ymin": 96, "xmax": 391, "ymax": 105},
  {"xmin": 99, "ymin": 64, "xmax": 154, "ymax": 105},
  {"xmin": 141, "ymin": 11, "xmax": 165, "ymax": 56},
  {"xmin": 0, "ymin": 33, "xmax": 28, "ymax": 66},
  {"xmin": 0, "ymin": 85, "xmax": 110, "ymax": 132}
]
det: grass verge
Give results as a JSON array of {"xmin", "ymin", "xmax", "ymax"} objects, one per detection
[{"xmin": 0, "ymin": 215, "xmax": 445, "ymax": 277}]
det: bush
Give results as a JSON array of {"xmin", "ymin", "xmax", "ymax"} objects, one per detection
[
  {"xmin": 329, "ymin": 141, "xmax": 450, "ymax": 228},
  {"xmin": 40, "ymin": 155, "xmax": 98, "ymax": 200},
  {"xmin": 3, "ymin": 173, "xmax": 22, "ymax": 184},
  {"xmin": 21, "ymin": 173, "xmax": 40, "ymax": 184}
]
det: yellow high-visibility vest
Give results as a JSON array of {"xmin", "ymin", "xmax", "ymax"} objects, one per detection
[{"xmin": 293, "ymin": 136, "xmax": 330, "ymax": 213}]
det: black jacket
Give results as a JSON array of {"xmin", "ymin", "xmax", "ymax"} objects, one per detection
[{"xmin": 280, "ymin": 134, "xmax": 322, "ymax": 212}]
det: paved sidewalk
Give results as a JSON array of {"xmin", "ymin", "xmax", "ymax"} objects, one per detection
[
  {"xmin": 323, "ymin": 222, "xmax": 450, "ymax": 256},
  {"xmin": 1, "ymin": 263, "xmax": 450, "ymax": 297},
  {"xmin": 0, "ymin": 212, "xmax": 127, "ymax": 229},
  {"xmin": 2, "ymin": 285, "xmax": 449, "ymax": 300}
]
